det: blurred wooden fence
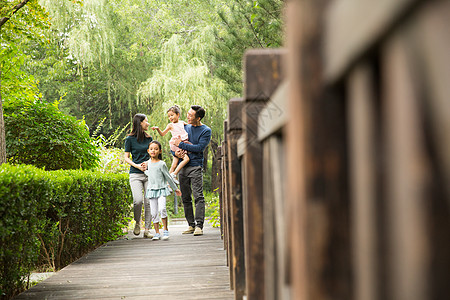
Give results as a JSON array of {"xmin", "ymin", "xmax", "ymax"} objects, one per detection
[{"xmin": 218, "ymin": 0, "xmax": 450, "ymax": 299}]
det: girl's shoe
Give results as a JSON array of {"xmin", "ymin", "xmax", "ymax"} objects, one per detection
[
  {"xmin": 143, "ymin": 229, "xmax": 153, "ymax": 239},
  {"xmin": 152, "ymin": 233, "xmax": 161, "ymax": 240},
  {"xmin": 162, "ymin": 230, "xmax": 169, "ymax": 240}
]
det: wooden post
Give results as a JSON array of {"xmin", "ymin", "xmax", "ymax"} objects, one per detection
[
  {"xmin": 221, "ymin": 141, "xmax": 227, "ymax": 246},
  {"xmin": 242, "ymin": 49, "xmax": 285, "ymax": 300},
  {"xmin": 348, "ymin": 63, "xmax": 379, "ymax": 300},
  {"xmin": 227, "ymin": 98, "xmax": 246, "ymax": 300},
  {"xmin": 286, "ymin": 1, "xmax": 351, "ymax": 299},
  {"xmin": 217, "ymin": 145, "xmax": 223, "ymax": 239},
  {"xmin": 382, "ymin": 27, "xmax": 429, "ymax": 300},
  {"xmin": 285, "ymin": 2, "xmax": 307, "ymax": 299},
  {"xmin": 223, "ymin": 120, "xmax": 234, "ymax": 288}
]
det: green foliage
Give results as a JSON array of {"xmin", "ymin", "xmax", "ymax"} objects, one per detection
[
  {"xmin": 205, "ymin": 190, "xmax": 220, "ymax": 228},
  {"xmin": 0, "ymin": 164, "xmax": 48, "ymax": 299},
  {"xmin": 0, "ymin": 163, "xmax": 132, "ymax": 299},
  {"xmin": 214, "ymin": 0, "xmax": 284, "ymax": 94},
  {"xmin": 96, "ymin": 146, "xmax": 129, "ymax": 174},
  {"xmin": 0, "ymin": 0, "xmax": 50, "ymax": 39},
  {"xmin": 4, "ymin": 99, "xmax": 100, "ymax": 170},
  {"xmin": 0, "ymin": 43, "xmax": 40, "ymax": 104}
]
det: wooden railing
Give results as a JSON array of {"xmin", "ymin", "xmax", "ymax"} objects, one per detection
[{"xmin": 218, "ymin": 0, "xmax": 450, "ymax": 300}]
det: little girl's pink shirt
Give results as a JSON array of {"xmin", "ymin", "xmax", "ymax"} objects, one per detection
[{"xmin": 169, "ymin": 121, "xmax": 189, "ymax": 152}]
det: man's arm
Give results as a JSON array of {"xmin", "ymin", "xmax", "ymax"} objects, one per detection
[{"xmin": 178, "ymin": 129, "xmax": 211, "ymax": 153}]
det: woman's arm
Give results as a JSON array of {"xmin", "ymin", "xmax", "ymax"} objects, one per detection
[{"xmin": 124, "ymin": 152, "xmax": 146, "ymax": 172}]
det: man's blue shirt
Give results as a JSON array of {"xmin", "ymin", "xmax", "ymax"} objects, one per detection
[{"xmin": 178, "ymin": 124, "xmax": 211, "ymax": 167}]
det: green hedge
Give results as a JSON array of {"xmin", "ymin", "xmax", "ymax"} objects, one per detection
[{"xmin": 0, "ymin": 164, "xmax": 132, "ymax": 299}]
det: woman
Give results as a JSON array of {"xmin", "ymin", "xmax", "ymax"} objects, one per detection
[{"xmin": 124, "ymin": 113, "xmax": 153, "ymax": 238}]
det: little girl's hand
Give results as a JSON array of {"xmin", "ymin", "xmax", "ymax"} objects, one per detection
[
  {"xmin": 151, "ymin": 126, "xmax": 158, "ymax": 130},
  {"xmin": 175, "ymin": 189, "xmax": 182, "ymax": 196}
]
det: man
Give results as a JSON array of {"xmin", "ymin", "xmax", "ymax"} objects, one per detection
[{"xmin": 173, "ymin": 105, "xmax": 211, "ymax": 236}]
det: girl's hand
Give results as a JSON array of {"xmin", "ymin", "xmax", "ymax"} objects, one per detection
[
  {"xmin": 151, "ymin": 126, "xmax": 158, "ymax": 130},
  {"xmin": 175, "ymin": 149, "xmax": 187, "ymax": 159},
  {"xmin": 175, "ymin": 189, "xmax": 182, "ymax": 196},
  {"xmin": 138, "ymin": 162, "xmax": 147, "ymax": 171}
]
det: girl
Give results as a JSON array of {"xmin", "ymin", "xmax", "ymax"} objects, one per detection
[
  {"xmin": 144, "ymin": 140, "xmax": 182, "ymax": 240},
  {"xmin": 124, "ymin": 113, "xmax": 153, "ymax": 238},
  {"xmin": 151, "ymin": 105, "xmax": 190, "ymax": 184}
]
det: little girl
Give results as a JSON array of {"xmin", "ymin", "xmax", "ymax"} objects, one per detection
[
  {"xmin": 151, "ymin": 105, "xmax": 190, "ymax": 184},
  {"xmin": 144, "ymin": 140, "xmax": 181, "ymax": 240}
]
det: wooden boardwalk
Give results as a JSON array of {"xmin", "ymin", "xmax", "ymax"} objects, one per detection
[{"xmin": 15, "ymin": 223, "xmax": 233, "ymax": 300}]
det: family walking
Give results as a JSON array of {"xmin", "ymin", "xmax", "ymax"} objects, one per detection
[{"xmin": 123, "ymin": 105, "xmax": 212, "ymax": 239}]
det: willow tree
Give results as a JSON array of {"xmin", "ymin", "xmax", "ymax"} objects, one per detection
[
  {"xmin": 39, "ymin": 0, "xmax": 117, "ymax": 126},
  {"xmin": 138, "ymin": 26, "xmax": 230, "ymax": 146}
]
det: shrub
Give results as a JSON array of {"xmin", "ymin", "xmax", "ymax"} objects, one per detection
[
  {"xmin": 0, "ymin": 164, "xmax": 132, "ymax": 299},
  {"xmin": 0, "ymin": 164, "xmax": 49, "ymax": 298},
  {"xmin": 205, "ymin": 190, "xmax": 220, "ymax": 228},
  {"xmin": 4, "ymin": 99, "xmax": 99, "ymax": 170}
]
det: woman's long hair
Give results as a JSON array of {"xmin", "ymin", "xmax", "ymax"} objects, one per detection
[
  {"xmin": 129, "ymin": 113, "xmax": 149, "ymax": 142},
  {"xmin": 149, "ymin": 140, "xmax": 163, "ymax": 160}
]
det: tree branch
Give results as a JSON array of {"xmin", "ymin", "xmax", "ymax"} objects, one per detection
[
  {"xmin": 235, "ymin": 1, "xmax": 265, "ymax": 48},
  {"xmin": 0, "ymin": 0, "xmax": 31, "ymax": 28}
]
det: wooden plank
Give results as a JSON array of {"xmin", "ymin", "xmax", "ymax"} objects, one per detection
[
  {"xmin": 348, "ymin": 62, "xmax": 378, "ymax": 300},
  {"xmin": 263, "ymin": 136, "xmax": 288, "ymax": 300},
  {"xmin": 325, "ymin": 0, "xmax": 421, "ymax": 82},
  {"xmin": 382, "ymin": 28, "xmax": 429, "ymax": 300},
  {"xmin": 262, "ymin": 140, "xmax": 276, "ymax": 300},
  {"xmin": 270, "ymin": 136, "xmax": 289, "ymax": 300},
  {"xmin": 14, "ymin": 225, "xmax": 234, "ymax": 299},
  {"xmin": 236, "ymin": 136, "xmax": 246, "ymax": 158},
  {"xmin": 258, "ymin": 81, "xmax": 288, "ymax": 142},
  {"xmin": 227, "ymin": 98, "xmax": 246, "ymax": 300}
]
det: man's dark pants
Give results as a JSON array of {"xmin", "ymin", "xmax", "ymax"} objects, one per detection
[{"xmin": 179, "ymin": 166, "xmax": 205, "ymax": 229}]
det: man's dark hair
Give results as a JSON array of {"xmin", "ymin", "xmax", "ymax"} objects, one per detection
[{"xmin": 191, "ymin": 105, "xmax": 205, "ymax": 120}]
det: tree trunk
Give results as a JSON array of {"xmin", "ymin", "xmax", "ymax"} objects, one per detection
[
  {"xmin": 203, "ymin": 145, "xmax": 209, "ymax": 172},
  {"xmin": 0, "ymin": 68, "xmax": 6, "ymax": 164}
]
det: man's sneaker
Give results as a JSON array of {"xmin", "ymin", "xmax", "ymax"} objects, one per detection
[
  {"xmin": 133, "ymin": 224, "xmax": 140, "ymax": 236},
  {"xmin": 170, "ymin": 172, "xmax": 179, "ymax": 185},
  {"xmin": 182, "ymin": 226, "xmax": 195, "ymax": 234},
  {"xmin": 162, "ymin": 230, "xmax": 169, "ymax": 240},
  {"xmin": 143, "ymin": 229, "xmax": 153, "ymax": 239},
  {"xmin": 193, "ymin": 227, "xmax": 203, "ymax": 236},
  {"xmin": 152, "ymin": 233, "xmax": 161, "ymax": 240}
]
